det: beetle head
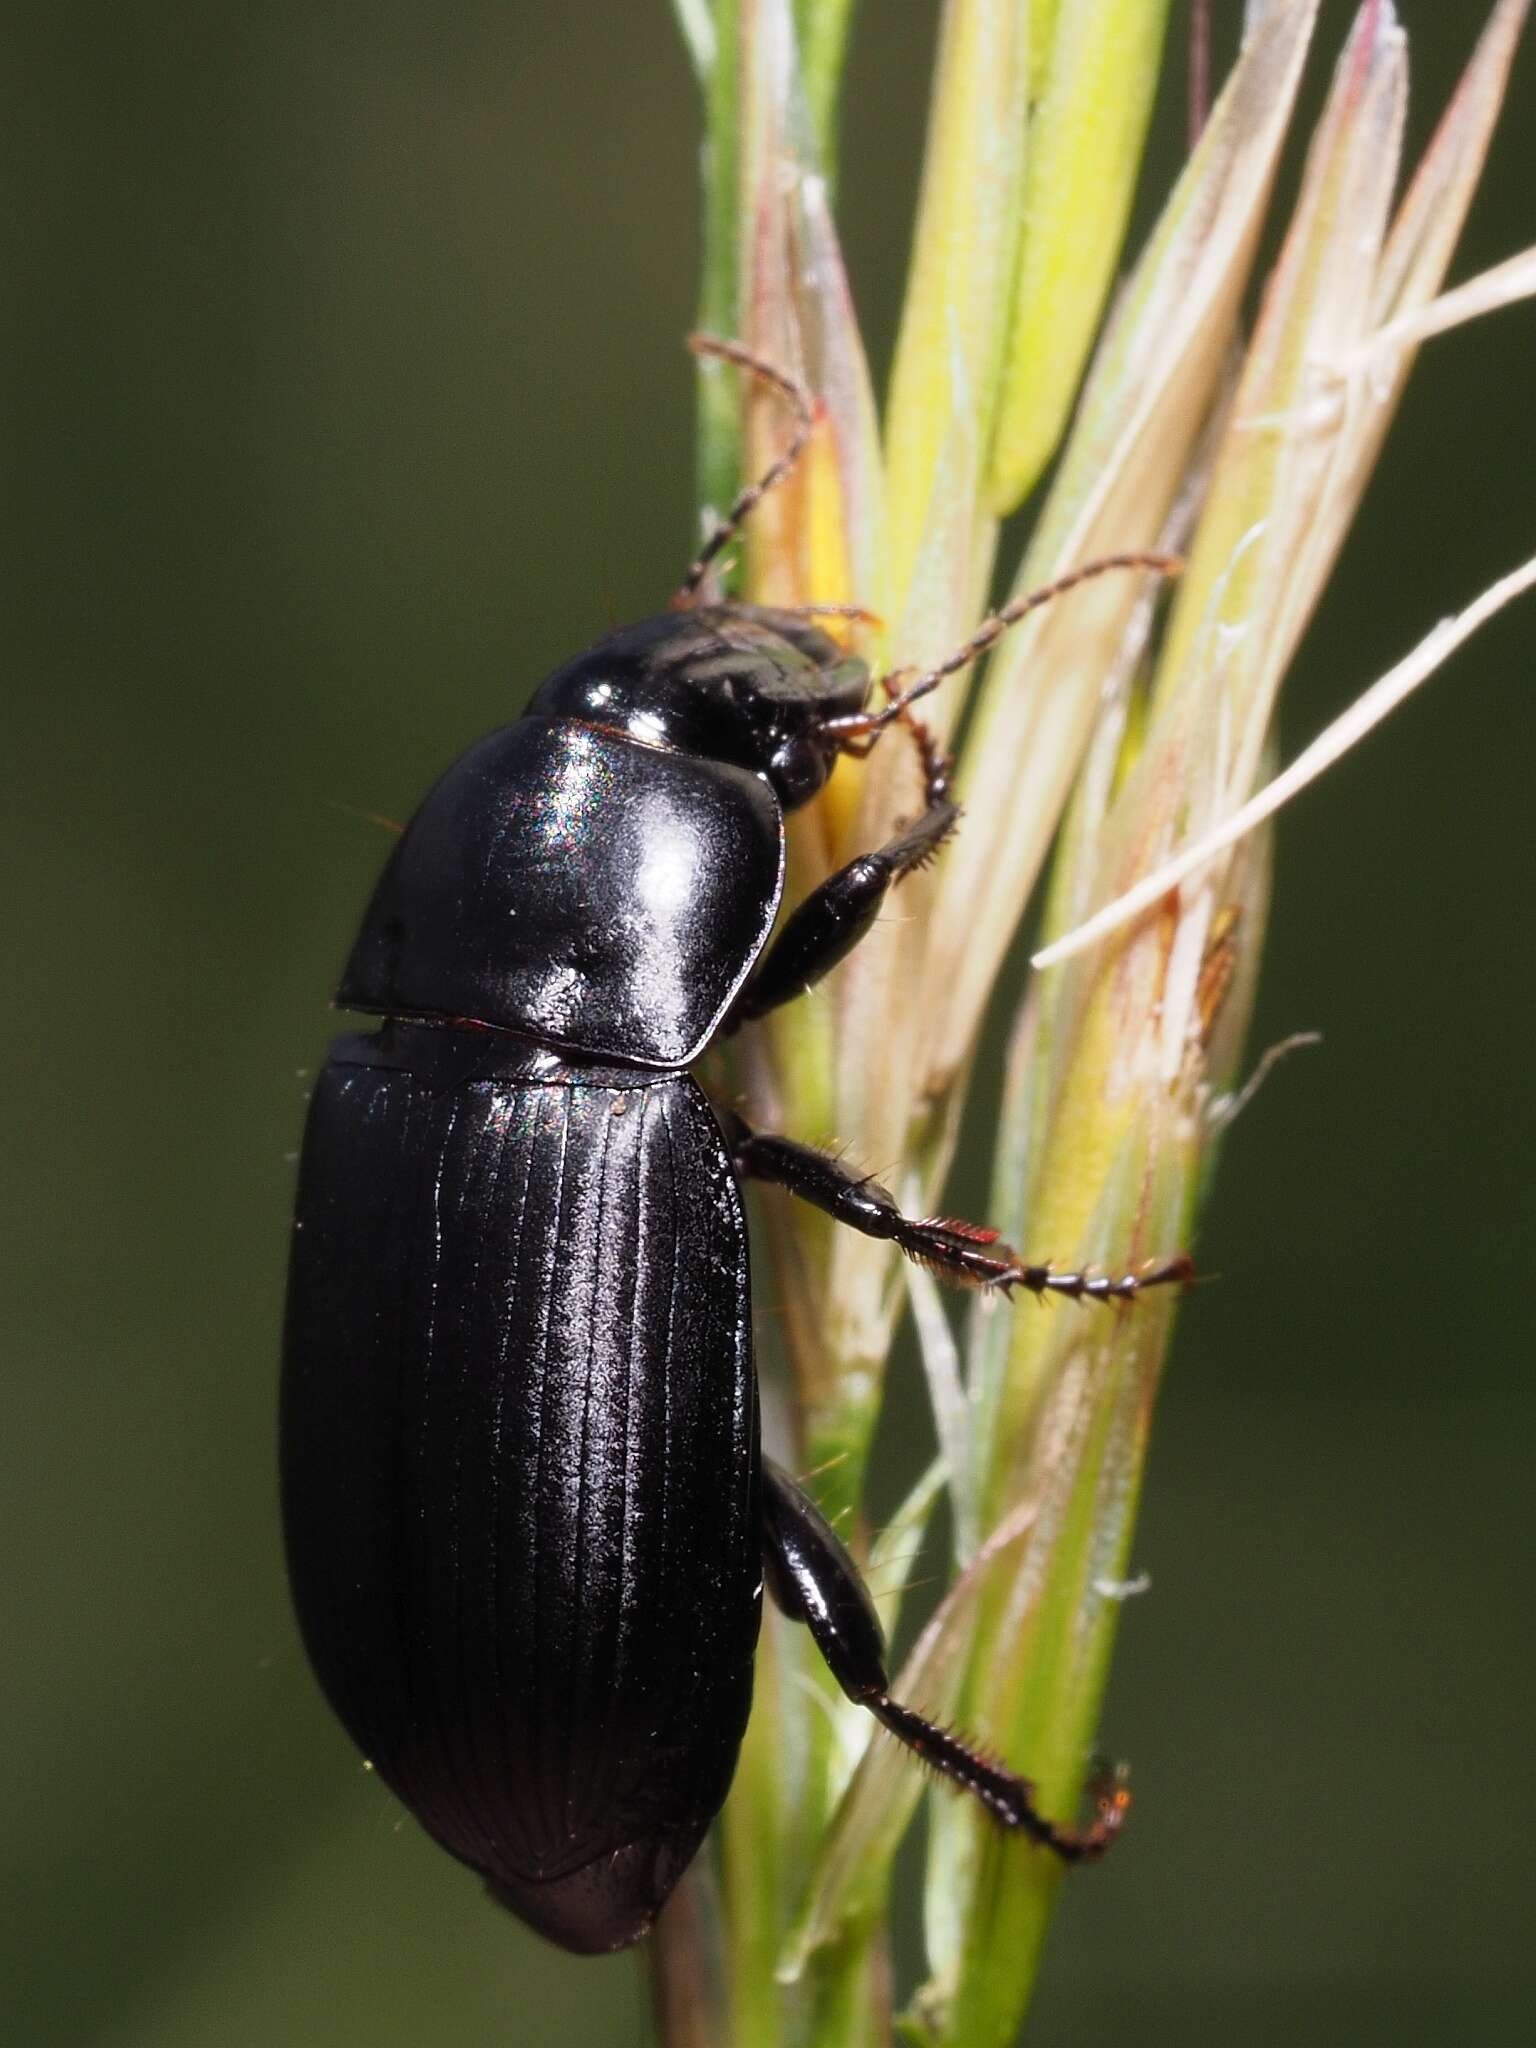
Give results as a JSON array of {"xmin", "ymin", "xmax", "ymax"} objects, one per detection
[{"xmin": 526, "ymin": 606, "xmax": 868, "ymax": 810}]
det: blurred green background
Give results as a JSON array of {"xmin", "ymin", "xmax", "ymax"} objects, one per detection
[{"xmin": 6, "ymin": 4, "xmax": 1533, "ymax": 2043}]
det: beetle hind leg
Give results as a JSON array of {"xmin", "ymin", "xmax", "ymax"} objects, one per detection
[{"xmin": 761, "ymin": 1459, "xmax": 1128, "ymax": 1862}]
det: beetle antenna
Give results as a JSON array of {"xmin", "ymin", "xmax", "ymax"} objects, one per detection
[
  {"xmin": 778, "ymin": 600, "xmax": 885, "ymax": 630},
  {"xmin": 674, "ymin": 335, "xmax": 819, "ymax": 609},
  {"xmin": 823, "ymin": 550, "xmax": 1183, "ymax": 748}
]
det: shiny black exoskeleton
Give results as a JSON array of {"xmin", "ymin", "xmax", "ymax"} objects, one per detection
[{"xmin": 283, "ymin": 582, "xmax": 1176, "ymax": 1950}]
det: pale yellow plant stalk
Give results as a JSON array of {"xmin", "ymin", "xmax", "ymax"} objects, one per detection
[{"xmin": 658, "ymin": 4, "xmax": 1534, "ymax": 2045}]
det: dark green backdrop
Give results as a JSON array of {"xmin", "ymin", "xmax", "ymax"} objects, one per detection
[{"xmin": 6, "ymin": 4, "xmax": 1533, "ymax": 2043}]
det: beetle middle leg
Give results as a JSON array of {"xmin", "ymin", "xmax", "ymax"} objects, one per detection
[
  {"xmin": 729, "ymin": 1115, "xmax": 1192, "ymax": 1303},
  {"xmin": 761, "ymin": 1459, "xmax": 1127, "ymax": 1861}
]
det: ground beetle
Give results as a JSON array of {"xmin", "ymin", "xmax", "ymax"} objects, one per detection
[{"xmin": 281, "ymin": 340, "xmax": 1187, "ymax": 1954}]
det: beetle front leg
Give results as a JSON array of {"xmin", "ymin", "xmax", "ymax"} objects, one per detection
[
  {"xmin": 729, "ymin": 1119, "xmax": 1192, "ymax": 1304},
  {"xmin": 728, "ymin": 791, "xmax": 958, "ymax": 1026},
  {"xmin": 761, "ymin": 1459, "xmax": 1127, "ymax": 1861}
]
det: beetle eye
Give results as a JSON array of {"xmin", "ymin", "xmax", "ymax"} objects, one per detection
[{"xmin": 767, "ymin": 735, "xmax": 830, "ymax": 809}]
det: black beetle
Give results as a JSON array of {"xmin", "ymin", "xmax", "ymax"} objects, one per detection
[{"xmin": 281, "ymin": 341, "xmax": 1185, "ymax": 1954}]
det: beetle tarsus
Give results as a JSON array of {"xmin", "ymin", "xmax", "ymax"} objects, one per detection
[
  {"xmin": 1000, "ymin": 1252, "xmax": 1197, "ymax": 1306},
  {"xmin": 870, "ymin": 1694, "xmax": 1130, "ymax": 1862}
]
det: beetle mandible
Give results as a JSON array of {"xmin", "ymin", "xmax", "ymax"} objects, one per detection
[{"xmin": 280, "ymin": 338, "xmax": 1187, "ymax": 1954}]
